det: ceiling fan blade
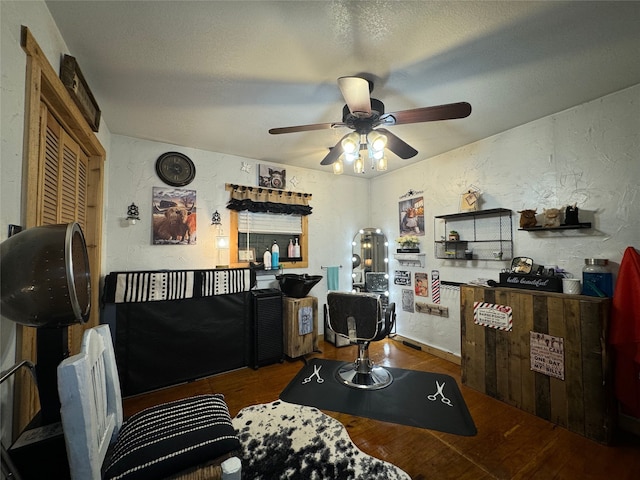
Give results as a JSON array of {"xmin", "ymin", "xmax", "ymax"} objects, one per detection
[
  {"xmin": 382, "ymin": 102, "xmax": 471, "ymax": 126},
  {"xmin": 338, "ymin": 76, "xmax": 371, "ymax": 116},
  {"xmin": 376, "ymin": 128, "xmax": 418, "ymax": 159},
  {"xmin": 269, "ymin": 122, "xmax": 344, "ymax": 135},
  {"xmin": 320, "ymin": 134, "xmax": 352, "ymax": 165}
]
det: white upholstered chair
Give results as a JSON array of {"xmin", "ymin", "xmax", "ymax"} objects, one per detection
[{"xmin": 57, "ymin": 324, "xmax": 241, "ymax": 480}]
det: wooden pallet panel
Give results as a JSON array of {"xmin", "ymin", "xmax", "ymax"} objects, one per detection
[{"xmin": 460, "ymin": 285, "xmax": 612, "ymax": 444}]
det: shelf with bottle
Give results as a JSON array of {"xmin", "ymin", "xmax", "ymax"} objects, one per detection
[{"xmin": 433, "ymin": 208, "xmax": 513, "ymax": 261}]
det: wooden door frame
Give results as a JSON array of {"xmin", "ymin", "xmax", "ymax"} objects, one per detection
[{"xmin": 16, "ymin": 26, "xmax": 105, "ymax": 433}]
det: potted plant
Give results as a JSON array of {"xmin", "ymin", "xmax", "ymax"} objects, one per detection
[
  {"xmin": 396, "ymin": 235, "xmax": 420, "ymax": 253},
  {"xmin": 448, "ymin": 230, "xmax": 460, "ymax": 241}
]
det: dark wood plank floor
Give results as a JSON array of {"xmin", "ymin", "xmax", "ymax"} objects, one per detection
[{"xmin": 123, "ymin": 338, "xmax": 640, "ymax": 479}]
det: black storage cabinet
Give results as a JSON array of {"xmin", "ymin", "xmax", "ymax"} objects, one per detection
[
  {"xmin": 250, "ymin": 289, "xmax": 284, "ymax": 369},
  {"xmin": 107, "ymin": 292, "xmax": 251, "ymax": 396}
]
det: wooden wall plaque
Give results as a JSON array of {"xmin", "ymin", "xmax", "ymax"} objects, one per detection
[{"xmin": 60, "ymin": 55, "xmax": 101, "ymax": 131}]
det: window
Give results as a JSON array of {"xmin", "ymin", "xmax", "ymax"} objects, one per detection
[{"xmin": 230, "ymin": 210, "xmax": 308, "ymax": 268}]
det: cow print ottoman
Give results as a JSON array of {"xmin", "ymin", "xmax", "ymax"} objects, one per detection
[{"xmin": 232, "ymin": 400, "xmax": 410, "ymax": 480}]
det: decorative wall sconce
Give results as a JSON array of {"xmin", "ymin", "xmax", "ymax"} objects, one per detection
[
  {"xmin": 126, "ymin": 203, "xmax": 140, "ymax": 225},
  {"xmin": 211, "ymin": 210, "xmax": 221, "ymax": 226}
]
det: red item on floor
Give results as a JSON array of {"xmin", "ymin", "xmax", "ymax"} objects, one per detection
[{"xmin": 609, "ymin": 246, "xmax": 640, "ymax": 418}]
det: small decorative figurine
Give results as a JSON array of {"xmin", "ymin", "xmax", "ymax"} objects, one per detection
[
  {"xmin": 517, "ymin": 209, "xmax": 537, "ymax": 229},
  {"xmin": 565, "ymin": 203, "xmax": 580, "ymax": 225},
  {"xmin": 542, "ymin": 208, "xmax": 561, "ymax": 228}
]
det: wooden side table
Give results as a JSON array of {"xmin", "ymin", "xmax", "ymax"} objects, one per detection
[{"xmin": 283, "ymin": 296, "xmax": 318, "ymax": 358}]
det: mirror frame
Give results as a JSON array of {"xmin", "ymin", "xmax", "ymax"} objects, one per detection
[{"xmin": 351, "ymin": 228, "xmax": 389, "ymax": 295}]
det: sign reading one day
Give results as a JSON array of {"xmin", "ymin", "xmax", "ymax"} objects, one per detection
[
  {"xmin": 530, "ymin": 331, "xmax": 565, "ymax": 380},
  {"xmin": 473, "ymin": 302, "xmax": 513, "ymax": 331}
]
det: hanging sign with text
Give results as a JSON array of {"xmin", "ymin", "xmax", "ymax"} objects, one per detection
[
  {"xmin": 529, "ymin": 331, "xmax": 565, "ymax": 380},
  {"xmin": 394, "ymin": 270, "xmax": 411, "ymax": 286},
  {"xmin": 473, "ymin": 302, "xmax": 513, "ymax": 331}
]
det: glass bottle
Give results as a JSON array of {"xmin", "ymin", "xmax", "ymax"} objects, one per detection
[{"xmin": 582, "ymin": 258, "xmax": 613, "ymax": 297}]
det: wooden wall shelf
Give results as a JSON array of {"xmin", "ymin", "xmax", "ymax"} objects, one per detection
[
  {"xmin": 394, "ymin": 253, "xmax": 426, "ymax": 268},
  {"xmin": 519, "ymin": 222, "xmax": 592, "ymax": 231}
]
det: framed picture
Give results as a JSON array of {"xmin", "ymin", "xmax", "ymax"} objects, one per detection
[
  {"xmin": 257, "ymin": 164, "xmax": 287, "ymax": 189},
  {"xmin": 415, "ymin": 272, "xmax": 429, "ymax": 297},
  {"xmin": 460, "ymin": 189, "xmax": 480, "ymax": 212},
  {"xmin": 152, "ymin": 187, "xmax": 196, "ymax": 245},
  {"xmin": 238, "ymin": 248, "xmax": 255, "ymax": 262},
  {"xmin": 399, "ymin": 196, "xmax": 425, "ymax": 236},
  {"xmin": 402, "ymin": 289, "xmax": 415, "ymax": 313},
  {"xmin": 394, "ymin": 270, "xmax": 411, "ymax": 286}
]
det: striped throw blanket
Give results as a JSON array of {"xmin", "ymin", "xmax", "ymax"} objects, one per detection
[{"xmin": 106, "ymin": 268, "xmax": 254, "ymax": 303}]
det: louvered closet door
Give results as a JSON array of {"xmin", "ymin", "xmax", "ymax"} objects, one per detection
[
  {"xmin": 35, "ymin": 105, "xmax": 89, "ymax": 355},
  {"xmin": 39, "ymin": 107, "xmax": 88, "ymax": 230}
]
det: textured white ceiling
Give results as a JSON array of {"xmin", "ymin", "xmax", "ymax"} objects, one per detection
[{"xmin": 45, "ymin": 1, "xmax": 640, "ymax": 177}]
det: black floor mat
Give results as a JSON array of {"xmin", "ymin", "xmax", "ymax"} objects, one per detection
[{"xmin": 280, "ymin": 358, "xmax": 477, "ymax": 436}]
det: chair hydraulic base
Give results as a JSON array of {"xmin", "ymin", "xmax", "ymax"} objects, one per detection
[{"xmin": 336, "ymin": 343, "xmax": 393, "ymax": 390}]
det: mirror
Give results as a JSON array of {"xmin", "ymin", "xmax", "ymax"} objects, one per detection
[{"xmin": 351, "ymin": 228, "xmax": 389, "ymax": 300}]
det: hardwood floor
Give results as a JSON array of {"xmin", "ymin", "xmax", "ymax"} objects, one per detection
[{"xmin": 123, "ymin": 338, "xmax": 640, "ymax": 479}]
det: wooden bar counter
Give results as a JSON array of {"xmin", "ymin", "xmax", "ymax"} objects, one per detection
[{"xmin": 460, "ymin": 285, "xmax": 613, "ymax": 444}]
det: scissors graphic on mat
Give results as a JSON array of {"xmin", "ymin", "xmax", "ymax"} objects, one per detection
[
  {"xmin": 302, "ymin": 364, "xmax": 324, "ymax": 384},
  {"xmin": 427, "ymin": 380, "xmax": 453, "ymax": 407}
]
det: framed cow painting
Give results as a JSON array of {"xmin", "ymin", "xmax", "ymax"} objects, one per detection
[{"xmin": 152, "ymin": 187, "xmax": 197, "ymax": 245}]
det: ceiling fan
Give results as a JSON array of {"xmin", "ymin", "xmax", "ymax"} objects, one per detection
[{"xmin": 269, "ymin": 76, "xmax": 472, "ymax": 167}]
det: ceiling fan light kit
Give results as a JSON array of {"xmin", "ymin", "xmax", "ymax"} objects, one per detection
[
  {"xmin": 367, "ymin": 130, "xmax": 387, "ymax": 152},
  {"xmin": 341, "ymin": 132, "xmax": 360, "ymax": 154},
  {"xmin": 268, "ymin": 76, "xmax": 471, "ymax": 173},
  {"xmin": 376, "ymin": 155, "xmax": 388, "ymax": 172}
]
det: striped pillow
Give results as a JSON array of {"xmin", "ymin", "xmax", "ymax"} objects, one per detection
[{"xmin": 104, "ymin": 394, "xmax": 240, "ymax": 480}]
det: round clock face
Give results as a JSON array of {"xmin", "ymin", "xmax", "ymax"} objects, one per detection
[{"xmin": 155, "ymin": 152, "xmax": 196, "ymax": 187}]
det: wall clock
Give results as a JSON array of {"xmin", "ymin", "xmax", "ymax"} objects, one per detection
[{"xmin": 155, "ymin": 152, "xmax": 196, "ymax": 187}]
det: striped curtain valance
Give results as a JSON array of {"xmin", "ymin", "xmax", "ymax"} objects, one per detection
[{"xmin": 225, "ymin": 183, "xmax": 312, "ymax": 215}]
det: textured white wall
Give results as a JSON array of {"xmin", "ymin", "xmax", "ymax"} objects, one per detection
[
  {"xmin": 371, "ymin": 85, "xmax": 640, "ymax": 356},
  {"xmin": 104, "ymin": 135, "xmax": 371, "ymax": 311}
]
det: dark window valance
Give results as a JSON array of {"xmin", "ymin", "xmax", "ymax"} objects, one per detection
[{"xmin": 225, "ymin": 183, "xmax": 313, "ymax": 215}]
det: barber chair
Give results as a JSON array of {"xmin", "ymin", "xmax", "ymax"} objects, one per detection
[
  {"xmin": 57, "ymin": 325, "xmax": 241, "ymax": 480},
  {"xmin": 327, "ymin": 292, "xmax": 396, "ymax": 390}
]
